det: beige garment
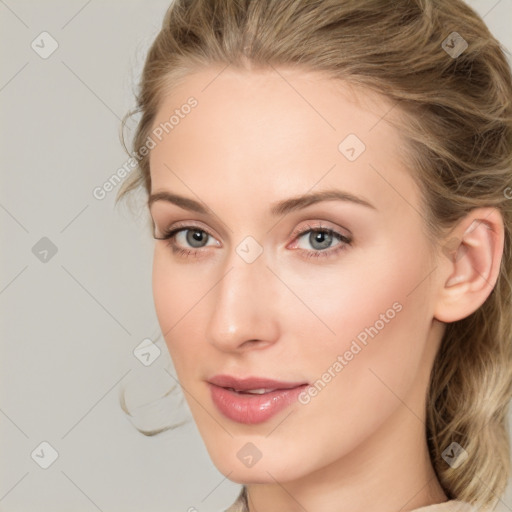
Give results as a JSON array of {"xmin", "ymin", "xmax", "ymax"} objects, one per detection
[{"xmin": 223, "ymin": 486, "xmax": 479, "ymax": 512}]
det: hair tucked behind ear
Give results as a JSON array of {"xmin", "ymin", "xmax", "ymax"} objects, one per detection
[{"xmin": 116, "ymin": 0, "xmax": 512, "ymax": 507}]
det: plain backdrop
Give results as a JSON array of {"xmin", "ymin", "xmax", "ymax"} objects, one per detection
[{"xmin": 1, "ymin": 1, "xmax": 511, "ymax": 511}]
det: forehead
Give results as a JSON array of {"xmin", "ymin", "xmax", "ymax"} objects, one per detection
[
  {"xmin": 148, "ymin": 66, "xmax": 418, "ymax": 219},
  {"xmin": 150, "ymin": 65, "xmax": 398, "ymax": 149}
]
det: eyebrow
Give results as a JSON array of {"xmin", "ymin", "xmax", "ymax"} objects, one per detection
[{"xmin": 147, "ymin": 188, "xmax": 376, "ymax": 216}]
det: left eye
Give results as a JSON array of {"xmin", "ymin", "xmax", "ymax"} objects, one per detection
[{"xmin": 294, "ymin": 228, "xmax": 350, "ymax": 251}]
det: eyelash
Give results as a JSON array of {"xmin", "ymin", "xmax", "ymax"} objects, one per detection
[{"xmin": 154, "ymin": 222, "xmax": 352, "ymax": 260}]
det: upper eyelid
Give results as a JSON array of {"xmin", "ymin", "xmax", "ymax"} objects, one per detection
[
  {"xmin": 290, "ymin": 222, "xmax": 351, "ymax": 239},
  {"xmin": 150, "ymin": 202, "xmax": 356, "ymax": 234},
  {"xmin": 154, "ymin": 220, "xmax": 213, "ymax": 237}
]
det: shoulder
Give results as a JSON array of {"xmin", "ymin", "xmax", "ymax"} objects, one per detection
[
  {"xmin": 412, "ymin": 500, "xmax": 482, "ymax": 512},
  {"xmin": 222, "ymin": 491, "xmax": 481, "ymax": 512},
  {"xmin": 222, "ymin": 485, "xmax": 248, "ymax": 512}
]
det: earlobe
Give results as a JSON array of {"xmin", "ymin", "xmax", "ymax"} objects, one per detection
[{"xmin": 434, "ymin": 208, "xmax": 504, "ymax": 323}]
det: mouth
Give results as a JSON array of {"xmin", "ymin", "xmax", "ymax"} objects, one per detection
[{"xmin": 207, "ymin": 374, "xmax": 309, "ymax": 424}]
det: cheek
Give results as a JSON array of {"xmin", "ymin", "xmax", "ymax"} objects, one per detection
[
  {"xmin": 151, "ymin": 249, "xmax": 191, "ymax": 365},
  {"xmin": 152, "ymin": 247, "xmax": 205, "ymax": 328},
  {"xmin": 151, "ymin": 247, "xmax": 215, "ymax": 371},
  {"xmin": 152, "ymin": 248, "xmax": 174, "ymax": 331},
  {"xmin": 278, "ymin": 236, "xmax": 434, "ymax": 388},
  {"xmin": 273, "ymin": 248, "xmax": 434, "ymax": 464}
]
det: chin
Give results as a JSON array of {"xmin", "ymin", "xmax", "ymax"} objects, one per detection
[
  {"xmin": 209, "ymin": 448, "xmax": 307, "ymax": 484},
  {"xmin": 219, "ymin": 467, "xmax": 299, "ymax": 485},
  {"xmin": 224, "ymin": 472, "xmax": 274, "ymax": 484}
]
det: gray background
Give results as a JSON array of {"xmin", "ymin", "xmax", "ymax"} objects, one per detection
[{"xmin": 1, "ymin": 1, "xmax": 511, "ymax": 511}]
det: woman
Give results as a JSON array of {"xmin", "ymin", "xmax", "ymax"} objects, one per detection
[{"xmin": 116, "ymin": 1, "xmax": 512, "ymax": 510}]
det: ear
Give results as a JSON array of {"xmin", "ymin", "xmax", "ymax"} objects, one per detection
[{"xmin": 433, "ymin": 207, "xmax": 504, "ymax": 323}]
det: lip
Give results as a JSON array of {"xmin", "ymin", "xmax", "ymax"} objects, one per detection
[
  {"xmin": 207, "ymin": 375, "xmax": 309, "ymax": 424},
  {"xmin": 208, "ymin": 374, "xmax": 307, "ymax": 391}
]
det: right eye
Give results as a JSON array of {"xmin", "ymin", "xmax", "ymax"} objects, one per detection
[{"xmin": 154, "ymin": 224, "xmax": 221, "ymax": 257}]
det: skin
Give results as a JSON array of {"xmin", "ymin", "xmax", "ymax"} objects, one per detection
[{"xmin": 147, "ymin": 66, "xmax": 504, "ymax": 512}]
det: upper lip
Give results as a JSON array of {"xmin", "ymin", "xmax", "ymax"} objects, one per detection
[{"xmin": 208, "ymin": 375, "xmax": 308, "ymax": 391}]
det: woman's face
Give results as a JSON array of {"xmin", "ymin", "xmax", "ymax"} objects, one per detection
[{"xmin": 148, "ymin": 66, "xmax": 446, "ymax": 484}]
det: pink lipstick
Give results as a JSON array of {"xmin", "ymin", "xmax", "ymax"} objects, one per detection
[{"xmin": 208, "ymin": 375, "xmax": 308, "ymax": 424}]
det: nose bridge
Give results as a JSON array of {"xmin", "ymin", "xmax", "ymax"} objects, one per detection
[{"xmin": 206, "ymin": 243, "xmax": 278, "ymax": 350}]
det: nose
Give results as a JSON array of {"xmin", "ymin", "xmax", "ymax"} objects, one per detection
[{"xmin": 205, "ymin": 245, "xmax": 280, "ymax": 352}]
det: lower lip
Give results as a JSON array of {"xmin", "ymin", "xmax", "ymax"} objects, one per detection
[{"xmin": 208, "ymin": 383, "xmax": 309, "ymax": 424}]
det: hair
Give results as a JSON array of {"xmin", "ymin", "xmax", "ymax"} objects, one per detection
[{"xmin": 116, "ymin": 0, "xmax": 512, "ymax": 507}]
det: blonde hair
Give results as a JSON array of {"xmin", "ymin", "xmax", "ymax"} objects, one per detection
[{"xmin": 116, "ymin": 0, "xmax": 512, "ymax": 507}]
